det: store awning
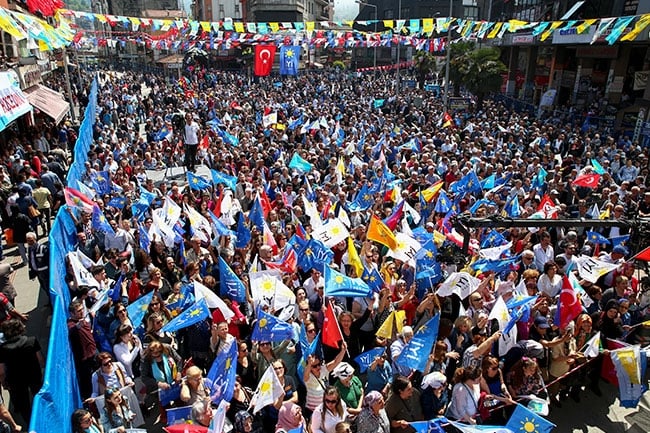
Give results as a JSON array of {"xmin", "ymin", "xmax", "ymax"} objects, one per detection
[
  {"xmin": 24, "ymin": 84, "xmax": 70, "ymax": 125},
  {"xmin": 0, "ymin": 71, "xmax": 31, "ymax": 132}
]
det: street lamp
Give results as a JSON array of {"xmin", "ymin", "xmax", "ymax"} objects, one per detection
[
  {"xmin": 356, "ymin": 0, "xmax": 377, "ymax": 76},
  {"xmin": 443, "ymin": 0, "xmax": 453, "ymax": 110}
]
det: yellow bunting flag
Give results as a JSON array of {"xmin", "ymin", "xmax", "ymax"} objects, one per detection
[
  {"xmin": 234, "ymin": 22, "xmax": 244, "ymax": 33},
  {"xmin": 375, "ymin": 310, "xmax": 406, "ymax": 339},
  {"xmin": 269, "ymin": 22, "xmax": 279, "ymax": 32},
  {"xmin": 422, "ymin": 18, "xmax": 434, "ymax": 35},
  {"xmin": 421, "ymin": 181, "xmax": 444, "ymax": 203},
  {"xmin": 487, "ymin": 22, "xmax": 503, "ymax": 38},
  {"xmin": 508, "ymin": 19, "xmax": 527, "ymax": 32},
  {"xmin": 540, "ymin": 21, "xmax": 563, "ymax": 41},
  {"xmin": 576, "ymin": 18, "xmax": 597, "ymax": 34},
  {"xmin": 200, "ymin": 21, "xmax": 210, "ymax": 32},
  {"xmin": 383, "ymin": 20, "xmax": 394, "ymax": 29},
  {"xmin": 621, "ymin": 14, "xmax": 650, "ymax": 41},
  {"xmin": 306, "ymin": 21, "xmax": 315, "ymax": 31}
]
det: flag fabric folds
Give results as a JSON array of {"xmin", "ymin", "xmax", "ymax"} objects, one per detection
[
  {"xmin": 396, "ymin": 314, "xmax": 440, "ymax": 372},
  {"xmin": 506, "ymin": 403, "xmax": 555, "ymax": 433},
  {"xmin": 187, "ymin": 172, "xmax": 212, "ymax": 190},
  {"xmin": 361, "ymin": 266, "xmax": 385, "ymax": 292},
  {"xmin": 254, "ymin": 44, "xmax": 276, "ymax": 76},
  {"xmin": 288, "ymin": 152, "xmax": 313, "ymax": 173},
  {"xmin": 279, "ymin": 45, "xmax": 301, "ymax": 76},
  {"xmin": 609, "ymin": 345, "xmax": 647, "ymax": 408},
  {"xmin": 557, "ymin": 275, "xmax": 584, "ymax": 330},
  {"xmin": 367, "ymin": 215, "xmax": 398, "ymax": 250},
  {"xmin": 126, "ymin": 291, "xmax": 154, "ymax": 329},
  {"xmin": 206, "ymin": 338, "xmax": 238, "ymax": 405},
  {"xmin": 322, "ymin": 302, "xmax": 343, "ymax": 348},
  {"xmin": 354, "ymin": 347, "xmax": 386, "ymax": 373},
  {"xmin": 586, "ymin": 231, "xmax": 611, "ymax": 245},
  {"xmin": 161, "ymin": 298, "xmax": 210, "ymax": 333},
  {"xmin": 218, "ymin": 257, "xmax": 247, "ymax": 303},
  {"xmin": 436, "ymin": 272, "xmax": 480, "ymax": 299},
  {"xmin": 251, "ymin": 309, "xmax": 294, "ymax": 343},
  {"xmin": 324, "ymin": 266, "xmax": 372, "ymax": 298},
  {"xmin": 250, "ymin": 365, "xmax": 284, "ymax": 413}
]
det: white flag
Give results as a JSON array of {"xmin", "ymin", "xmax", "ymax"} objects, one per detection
[
  {"xmin": 193, "ymin": 281, "xmax": 234, "ymax": 321},
  {"xmin": 160, "ymin": 196, "xmax": 181, "ymax": 227},
  {"xmin": 262, "ymin": 112, "xmax": 277, "ymax": 127},
  {"xmin": 436, "ymin": 272, "xmax": 480, "ymax": 299},
  {"xmin": 250, "ymin": 270, "xmax": 295, "ymax": 310},
  {"xmin": 386, "ymin": 232, "xmax": 422, "ymax": 266},
  {"xmin": 249, "ymin": 365, "xmax": 284, "ymax": 414},
  {"xmin": 68, "ymin": 252, "xmax": 100, "ymax": 288},
  {"xmin": 575, "ymin": 255, "xmax": 620, "ymax": 283},
  {"xmin": 582, "ymin": 331, "xmax": 601, "ymax": 358},
  {"xmin": 488, "ymin": 296, "xmax": 518, "ymax": 356},
  {"xmin": 301, "ymin": 194, "xmax": 322, "ymax": 228},
  {"xmin": 479, "ymin": 242, "xmax": 512, "ymax": 260},
  {"xmin": 311, "ymin": 217, "xmax": 349, "ymax": 247}
]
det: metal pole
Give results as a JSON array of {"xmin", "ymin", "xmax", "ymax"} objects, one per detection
[
  {"xmin": 63, "ymin": 48, "xmax": 77, "ymax": 123},
  {"xmin": 395, "ymin": 0, "xmax": 401, "ymax": 96},
  {"xmin": 443, "ymin": 0, "xmax": 452, "ymax": 110},
  {"xmin": 373, "ymin": 4, "xmax": 377, "ymax": 76}
]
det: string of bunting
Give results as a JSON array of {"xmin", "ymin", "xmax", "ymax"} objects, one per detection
[{"xmin": 59, "ymin": 8, "xmax": 650, "ymax": 49}]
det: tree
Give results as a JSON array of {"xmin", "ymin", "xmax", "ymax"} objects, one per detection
[
  {"xmin": 448, "ymin": 43, "xmax": 506, "ymax": 109},
  {"xmin": 413, "ymin": 51, "xmax": 441, "ymax": 90}
]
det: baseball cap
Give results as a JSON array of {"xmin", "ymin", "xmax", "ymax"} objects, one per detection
[{"xmin": 534, "ymin": 316, "xmax": 550, "ymax": 329}]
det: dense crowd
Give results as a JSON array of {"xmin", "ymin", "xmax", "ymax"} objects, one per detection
[{"xmin": 1, "ymin": 63, "xmax": 649, "ymax": 433}]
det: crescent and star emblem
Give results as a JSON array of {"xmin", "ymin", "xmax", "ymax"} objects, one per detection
[{"xmin": 260, "ymin": 48, "xmax": 271, "ymax": 64}]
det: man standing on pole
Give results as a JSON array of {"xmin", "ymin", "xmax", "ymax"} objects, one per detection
[{"xmin": 184, "ymin": 112, "xmax": 201, "ymax": 172}]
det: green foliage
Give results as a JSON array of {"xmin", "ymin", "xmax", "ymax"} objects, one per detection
[
  {"xmin": 413, "ymin": 50, "xmax": 439, "ymax": 89},
  {"xmin": 447, "ymin": 43, "xmax": 506, "ymax": 104},
  {"xmin": 66, "ymin": 0, "xmax": 91, "ymax": 12},
  {"xmin": 332, "ymin": 60, "xmax": 346, "ymax": 70}
]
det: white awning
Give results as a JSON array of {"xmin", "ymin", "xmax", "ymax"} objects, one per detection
[{"xmin": 24, "ymin": 84, "xmax": 70, "ymax": 125}]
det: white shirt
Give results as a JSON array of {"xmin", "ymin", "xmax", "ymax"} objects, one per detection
[
  {"xmin": 533, "ymin": 243, "xmax": 554, "ymax": 271},
  {"xmin": 184, "ymin": 120, "xmax": 200, "ymax": 145}
]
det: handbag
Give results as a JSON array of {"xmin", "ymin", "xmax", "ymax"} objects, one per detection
[{"xmin": 27, "ymin": 205, "xmax": 41, "ymax": 218}]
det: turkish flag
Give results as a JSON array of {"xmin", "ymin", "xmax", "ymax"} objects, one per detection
[
  {"xmin": 254, "ymin": 44, "xmax": 276, "ymax": 76},
  {"xmin": 322, "ymin": 302, "xmax": 343, "ymax": 348},
  {"xmin": 572, "ymin": 173, "xmax": 601, "ymax": 189},
  {"xmin": 264, "ymin": 248, "xmax": 298, "ymax": 274},
  {"xmin": 557, "ymin": 276, "xmax": 583, "ymax": 330},
  {"xmin": 537, "ymin": 194, "xmax": 558, "ymax": 219},
  {"xmin": 259, "ymin": 189, "xmax": 272, "ymax": 218}
]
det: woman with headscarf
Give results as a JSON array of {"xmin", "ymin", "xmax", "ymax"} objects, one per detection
[
  {"xmin": 354, "ymin": 391, "xmax": 389, "ymax": 433},
  {"xmin": 275, "ymin": 401, "xmax": 306, "ymax": 433},
  {"xmin": 332, "ymin": 362, "xmax": 364, "ymax": 419},
  {"xmin": 233, "ymin": 410, "xmax": 263, "ymax": 433}
]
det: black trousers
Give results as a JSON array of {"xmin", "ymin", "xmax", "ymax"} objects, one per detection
[{"xmin": 184, "ymin": 144, "xmax": 198, "ymax": 170}]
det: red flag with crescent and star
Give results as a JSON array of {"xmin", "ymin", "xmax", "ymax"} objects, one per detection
[
  {"xmin": 254, "ymin": 44, "xmax": 276, "ymax": 76},
  {"xmin": 572, "ymin": 173, "xmax": 601, "ymax": 189},
  {"xmin": 557, "ymin": 275, "xmax": 583, "ymax": 330}
]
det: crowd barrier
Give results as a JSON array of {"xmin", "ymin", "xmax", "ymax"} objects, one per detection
[{"xmin": 30, "ymin": 78, "xmax": 98, "ymax": 433}]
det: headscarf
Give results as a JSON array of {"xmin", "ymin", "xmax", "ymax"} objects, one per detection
[
  {"xmin": 363, "ymin": 390, "xmax": 383, "ymax": 408},
  {"xmin": 234, "ymin": 410, "xmax": 252, "ymax": 433},
  {"xmin": 332, "ymin": 362, "xmax": 355, "ymax": 380},
  {"xmin": 275, "ymin": 401, "xmax": 303, "ymax": 432}
]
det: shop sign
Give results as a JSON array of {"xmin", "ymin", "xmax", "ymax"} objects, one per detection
[
  {"xmin": 17, "ymin": 64, "xmax": 42, "ymax": 89},
  {"xmin": 576, "ymin": 45, "xmax": 618, "ymax": 59},
  {"xmin": 552, "ymin": 26, "xmax": 596, "ymax": 44},
  {"xmin": 512, "ymin": 35, "xmax": 534, "ymax": 45}
]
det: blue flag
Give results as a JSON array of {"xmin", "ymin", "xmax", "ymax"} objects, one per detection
[
  {"xmin": 472, "ymin": 255, "xmax": 520, "ymax": 274},
  {"xmin": 396, "ymin": 314, "xmax": 440, "ymax": 372},
  {"xmin": 218, "ymin": 257, "xmax": 246, "ymax": 302},
  {"xmin": 297, "ymin": 326, "xmax": 321, "ymax": 384},
  {"xmin": 187, "ymin": 172, "xmax": 212, "ymax": 190},
  {"xmin": 481, "ymin": 229, "xmax": 507, "ymax": 248},
  {"xmin": 154, "ymin": 125, "xmax": 173, "ymax": 141},
  {"xmin": 108, "ymin": 273, "xmax": 124, "ymax": 303},
  {"xmin": 235, "ymin": 212, "xmax": 251, "ymax": 249},
  {"xmin": 206, "ymin": 337, "xmax": 237, "ymax": 405},
  {"xmin": 361, "ymin": 266, "xmax": 385, "ymax": 293},
  {"xmin": 126, "ymin": 291, "xmax": 154, "ymax": 329},
  {"xmin": 354, "ymin": 347, "xmax": 386, "ymax": 373},
  {"xmin": 586, "ymin": 231, "xmax": 611, "ymax": 245},
  {"xmin": 207, "ymin": 210, "xmax": 235, "ymax": 237},
  {"xmin": 210, "ymin": 169, "xmax": 238, "ymax": 191},
  {"xmin": 434, "ymin": 190, "xmax": 451, "ymax": 213},
  {"xmin": 138, "ymin": 224, "xmax": 151, "ymax": 252},
  {"xmin": 91, "ymin": 205, "xmax": 115, "ymax": 236},
  {"xmin": 410, "ymin": 419, "xmax": 446, "ymax": 433},
  {"xmin": 158, "ymin": 382, "xmax": 181, "ymax": 406},
  {"xmin": 506, "ymin": 403, "xmax": 556, "ymax": 433},
  {"xmin": 252, "ymin": 309, "xmax": 295, "ymax": 343},
  {"xmin": 90, "ymin": 171, "xmax": 111, "ymax": 195},
  {"xmin": 279, "ymin": 45, "xmax": 301, "ymax": 75},
  {"xmin": 504, "ymin": 196, "xmax": 521, "ymax": 217},
  {"xmin": 298, "ymin": 238, "xmax": 334, "ymax": 272},
  {"xmin": 349, "ymin": 183, "xmax": 374, "ymax": 212},
  {"xmin": 249, "ymin": 197, "xmax": 265, "ymax": 232},
  {"xmin": 288, "ymin": 115, "xmax": 304, "ymax": 131},
  {"xmin": 324, "ymin": 266, "xmax": 371, "ymax": 298},
  {"xmin": 161, "ymin": 298, "xmax": 210, "ymax": 333},
  {"xmin": 532, "ymin": 167, "xmax": 547, "ymax": 192},
  {"xmin": 165, "ymin": 284, "xmax": 195, "ymax": 315},
  {"xmin": 481, "ymin": 174, "xmax": 496, "ymax": 190},
  {"xmin": 107, "ymin": 196, "xmax": 126, "ymax": 209},
  {"xmin": 288, "ymin": 152, "xmax": 313, "ymax": 174},
  {"xmin": 470, "ymin": 198, "xmax": 496, "ymax": 215},
  {"xmin": 591, "ymin": 158, "xmax": 606, "ymax": 175},
  {"xmin": 610, "ymin": 234, "xmax": 630, "ymax": 248}
]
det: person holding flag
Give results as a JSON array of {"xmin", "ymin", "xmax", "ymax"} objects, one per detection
[{"xmin": 303, "ymin": 342, "xmax": 347, "ymax": 419}]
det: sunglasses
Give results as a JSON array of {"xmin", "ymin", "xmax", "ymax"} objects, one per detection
[
  {"xmin": 307, "ymin": 329, "xmax": 316, "ymax": 333},
  {"xmin": 325, "ymin": 399, "xmax": 338, "ymax": 404},
  {"xmin": 260, "ymin": 342, "xmax": 271, "ymax": 346},
  {"xmin": 102, "ymin": 361, "xmax": 112, "ymax": 367}
]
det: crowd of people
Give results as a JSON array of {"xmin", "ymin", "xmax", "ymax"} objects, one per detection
[{"xmin": 2, "ymin": 62, "xmax": 649, "ymax": 433}]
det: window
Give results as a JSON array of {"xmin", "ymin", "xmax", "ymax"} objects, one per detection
[{"xmin": 0, "ymin": 32, "xmax": 15, "ymax": 59}]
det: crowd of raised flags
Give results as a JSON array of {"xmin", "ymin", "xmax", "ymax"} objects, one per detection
[{"xmin": 33, "ymin": 63, "xmax": 650, "ymax": 433}]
